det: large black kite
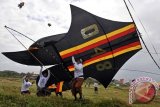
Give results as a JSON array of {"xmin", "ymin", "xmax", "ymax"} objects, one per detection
[{"xmin": 2, "ymin": 5, "xmax": 142, "ymax": 88}]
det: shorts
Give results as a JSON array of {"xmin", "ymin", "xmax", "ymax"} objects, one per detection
[
  {"xmin": 94, "ymin": 87, "xmax": 98, "ymax": 91},
  {"xmin": 21, "ymin": 90, "xmax": 30, "ymax": 94}
]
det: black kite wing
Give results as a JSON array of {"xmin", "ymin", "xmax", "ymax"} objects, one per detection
[
  {"xmin": 2, "ymin": 33, "xmax": 66, "ymax": 66},
  {"xmin": 55, "ymin": 5, "xmax": 142, "ymax": 88},
  {"xmin": 30, "ymin": 33, "xmax": 66, "ymax": 48}
]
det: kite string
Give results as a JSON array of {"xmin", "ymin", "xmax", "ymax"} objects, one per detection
[
  {"xmin": 4, "ymin": 26, "xmax": 35, "ymax": 42},
  {"xmin": 123, "ymin": 0, "xmax": 160, "ymax": 70},
  {"xmin": 140, "ymin": 51, "xmax": 160, "ymax": 55},
  {"xmin": 121, "ymin": 68, "xmax": 160, "ymax": 75},
  {"xmin": 137, "ymin": 30, "xmax": 160, "ymax": 70},
  {"xmin": 127, "ymin": 0, "xmax": 160, "ymax": 63}
]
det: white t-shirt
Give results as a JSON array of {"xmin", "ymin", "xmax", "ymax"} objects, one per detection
[
  {"xmin": 21, "ymin": 79, "xmax": 32, "ymax": 92},
  {"xmin": 38, "ymin": 67, "xmax": 50, "ymax": 89},
  {"xmin": 93, "ymin": 83, "xmax": 98, "ymax": 88},
  {"xmin": 38, "ymin": 76, "xmax": 49, "ymax": 88},
  {"xmin": 72, "ymin": 56, "xmax": 83, "ymax": 78}
]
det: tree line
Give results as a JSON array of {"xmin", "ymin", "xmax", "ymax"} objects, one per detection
[{"xmin": 0, "ymin": 70, "xmax": 35, "ymax": 78}]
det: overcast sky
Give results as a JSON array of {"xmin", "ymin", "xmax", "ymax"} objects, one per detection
[{"xmin": 0, "ymin": 0, "xmax": 160, "ymax": 82}]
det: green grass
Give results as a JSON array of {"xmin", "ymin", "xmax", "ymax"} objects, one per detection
[{"xmin": 0, "ymin": 77, "xmax": 159, "ymax": 107}]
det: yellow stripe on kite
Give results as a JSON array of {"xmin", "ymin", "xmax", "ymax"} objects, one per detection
[
  {"xmin": 60, "ymin": 35, "xmax": 106, "ymax": 56},
  {"xmin": 68, "ymin": 44, "xmax": 141, "ymax": 72},
  {"xmin": 114, "ymin": 45, "xmax": 141, "ymax": 57},
  {"xmin": 106, "ymin": 24, "xmax": 135, "ymax": 38},
  {"xmin": 60, "ymin": 24, "xmax": 135, "ymax": 56},
  {"xmin": 83, "ymin": 55, "xmax": 113, "ymax": 67}
]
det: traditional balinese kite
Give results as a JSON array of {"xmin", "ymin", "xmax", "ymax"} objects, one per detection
[{"xmin": 2, "ymin": 5, "xmax": 142, "ymax": 88}]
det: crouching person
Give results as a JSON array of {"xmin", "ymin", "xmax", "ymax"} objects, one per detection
[
  {"xmin": 37, "ymin": 66, "xmax": 51, "ymax": 96},
  {"xmin": 21, "ymin": 75, "xmax": 32, "ymax": 95}
]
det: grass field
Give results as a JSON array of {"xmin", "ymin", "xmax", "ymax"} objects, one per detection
[{"xmin": 0, "ymin": 77, "xmax": 159, "ymax": 107}]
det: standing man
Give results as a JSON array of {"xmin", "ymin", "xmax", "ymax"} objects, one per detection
[
  {"xmin": 71, "ymin": 56, "xmax": 84, "ymax": 100},
  {"xmin": 93, "ymin": 82, "xmax": 99, "ymax": 94},
  {"xmin": 21, "ymin": 75, "xmax": 32, "ymax": 95},
  {"xmin": 37, "ymin": 66, "xmax": 51, "ymax": 96}
]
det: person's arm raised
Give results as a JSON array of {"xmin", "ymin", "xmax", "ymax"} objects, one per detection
[
  {"xmin": 46, "ymin": 69, "xmax": 50, "ymax": 80},
  {"xmin": 22, "ymin": 75, "xmax": 26, "ymax": 83},
  {"xmin": 72, "ymin": 56, "xmax": 76, "ymax": 64},
  {"xmin": 39, "ymin": 66, "xmax": 43, "ymax": 77}
]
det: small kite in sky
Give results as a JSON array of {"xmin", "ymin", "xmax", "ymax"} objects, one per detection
[
  {"xmin": 18, "ymin": 2, "xmax": 25, "ymax": 9},
  {"xmin": 48, "ymin": 23, "xmax": 52, "ymax": 27}
]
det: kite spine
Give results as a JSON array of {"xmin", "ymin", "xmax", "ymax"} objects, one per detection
[{"xmin": 92, "ymin": 16, "xmax": 116, "ymax": 71}]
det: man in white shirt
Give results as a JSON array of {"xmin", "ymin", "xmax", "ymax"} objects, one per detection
[
  {"xmin": 93, "ymin": 82, "xmax": 99, "ymax": 94},
  {"xmin": 37, "ymin": 66, "xmax": 51, "ymax": 96},
  {"xmin": 21, "ymin": 75, "xmax": 32, "ymax": 95},
  {"xmin": 71, "ymin": 56, "xmax": 84, "ymax": 100}
]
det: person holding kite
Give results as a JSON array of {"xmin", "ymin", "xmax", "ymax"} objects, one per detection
[
  {"xmin": 37, "ymin": 66, "xmax": 51, "ymax": 96},
  {"xmin": 21, "ymin": 75, "xmax": 33, "ymax": 95},
  {"xmin": 71, "ymin": 56, "xmax": 84, "ymax": 100}
]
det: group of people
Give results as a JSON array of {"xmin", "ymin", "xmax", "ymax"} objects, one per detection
[
  {"xmin": 21, "ymin": 66, "xmax": 51, "ymax": 95},
  {"xmin": 21, "ymin": 56, "xmax": 85, "ymax": 100}
]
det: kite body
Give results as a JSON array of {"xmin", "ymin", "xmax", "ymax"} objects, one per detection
[{"xmin": 2, "ymin": 5, "xmax": 142, "ymax": 88}]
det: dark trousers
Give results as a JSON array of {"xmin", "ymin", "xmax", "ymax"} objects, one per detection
[
  {"xmin": 21, "ymin": 90, "xmax": 30, "ymax": 95},
  {"xmin": 71, "ymin": 78, "xmax": 84, "ymax": 100}
]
